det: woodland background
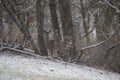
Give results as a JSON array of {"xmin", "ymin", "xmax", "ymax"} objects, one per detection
[{"xmin": 0, "ymin": 0, "xmax": 120, "ymax": 73}]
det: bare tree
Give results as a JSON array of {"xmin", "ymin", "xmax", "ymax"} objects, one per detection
[
  {"xmin": 49, "ymin": 0, "xmax": 61, "ymax": 42},
  {"xmin": 1, "ymin": 0, "xmax": 39, "ymax": 54},
  {"xmin": 48, "ymin": 0, "xmax": 61, "ymax": 57},
  {"xmin": 58, "ymin": 0, "xmax": 77, "ymax": 61},
  {"xmin": 36, "ymin": 0, "xmax": 48, "ymax": 56},
  {"xmin": 80, "ymin": 0, "xmax": 90, "ymax": 43},
  {"xmin": 0, "ymin": 1, "xmax": 3, "ymax": 43}
]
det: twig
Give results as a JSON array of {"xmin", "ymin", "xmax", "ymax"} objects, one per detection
[
  {"xmin": 96, "ymin": 29, "xmax": 108, "ymax": 39},
  {"xmin": 104, "ymin": 43, "xmax": 120, "ymax": 59},
  {"xmin": 104, "ymin": 0, "xmax": 120, "ymax": 13},
  {"xmin": 0, "ymin": 2, "xmax": 35, "ymax": 19},
  {"xmin": 81, "ymin": 26, "xmax": 96, "ymax": 39}
]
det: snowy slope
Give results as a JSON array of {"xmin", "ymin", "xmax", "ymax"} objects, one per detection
[{"xmin": 0, "ymin": 54, "xmax": 120, "ymax": 80}]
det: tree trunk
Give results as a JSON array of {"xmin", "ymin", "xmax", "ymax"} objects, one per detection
[
  {"xmin": 1, "ymin": 0, "xmax": 40, "ymax": 54},
  {"xmin": 36, "ymin": 0, "xmax": 48, "ymax": 56},
  {"xmin": 58, "ymin": 0, "xmax": 77, "ymax": 61},
  {"xmin": 48, "ymin": 0, "xmax": 61, "ymax": 57},
  {"xmin": 80, "ymin": 0, "xmax": 90, "ymax": 43},
  {"xmin": 0, "ymin": 2, "xmax": 3, "ymax": 42},
  {"xmin": 49, "ymin": 0, "xmax": 61, "ymax": 42}
]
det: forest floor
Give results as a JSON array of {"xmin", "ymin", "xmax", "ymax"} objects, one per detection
[{"xmin": 0, "ymin": 52, "xmax": 120, "ymax": 80}]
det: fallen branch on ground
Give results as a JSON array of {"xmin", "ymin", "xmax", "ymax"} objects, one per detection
[
  {"xmin": 0, "ymin": 43, "xmax": 60, "ymax": 61},
  {"xmin": 0, "ymin": 42, "xmax": 39, "ymax": 57},
  {"xmin": 0, "ymin": 46, "xmax": 40, "ymax": 57},
  {"xmin": 1, "ymin": 43, "xmax": 35, "ymax": 53}
]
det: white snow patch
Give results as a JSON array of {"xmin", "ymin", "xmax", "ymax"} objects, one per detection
[{"xmin": 0, "ymin": 54, "xmax": 120, "ymax": 80}]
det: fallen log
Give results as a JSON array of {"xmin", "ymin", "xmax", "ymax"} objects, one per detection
[
  {"xmin": 0, "ymin": 46, "xmax": 39, "ymax": 57},
  {"xmin": 0, "ymin": 46, "xmax": 58, "ymax": 61},
  {"xmin": 1, "ymin": 43, "xmax": 35, "ymax": 53}
]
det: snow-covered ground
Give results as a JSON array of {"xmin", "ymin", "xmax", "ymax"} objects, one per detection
[{"xmin": 0, "ymin": 53, "xmax": 120, "ymax": 80}]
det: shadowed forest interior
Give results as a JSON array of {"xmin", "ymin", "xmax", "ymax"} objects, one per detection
[{"xmin": 0, "ymin": 0, "xmax": 120, "ymax": 73}]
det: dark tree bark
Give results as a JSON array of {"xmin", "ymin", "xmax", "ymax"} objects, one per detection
[
  {"xmin": 36, "ymin": 0, "xmax": 48, "ymax": 56},
  {"xmin": 80, "ymin": 0, "xmax": 90, "ymax": 43},
  {"xmin": 8, "ymin": 21, "xmax": 14, "ymax": 43},
  {"xmin": 49, "ymin": 0, "xmax": 61, "ymax": 42},
  {"xmin": 58, "ymin": 0, "xmax": 77, "ymax": 61},
  {"xmin": 0, "ymin": 2, "xmax": 3, "ymax": 42},
  {"xmin": 48, "ymin": 0, "xmax": 61, "ymax": 57}
]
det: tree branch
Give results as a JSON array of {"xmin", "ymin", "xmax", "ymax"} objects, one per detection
[
  {"xmin": 80, "ymin": 0, "xmax": 120, "ymax": 50},
  {"xmin": 104, "ymin": 43, "xmax": 120, "ymax": 59},
  {"xmin": 104, "ymin": 0, "xmax": 120, "ymax": 13},
  {"xmin": 81, "ymin": 24, "xmax": 120, "ymax": 50}
]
